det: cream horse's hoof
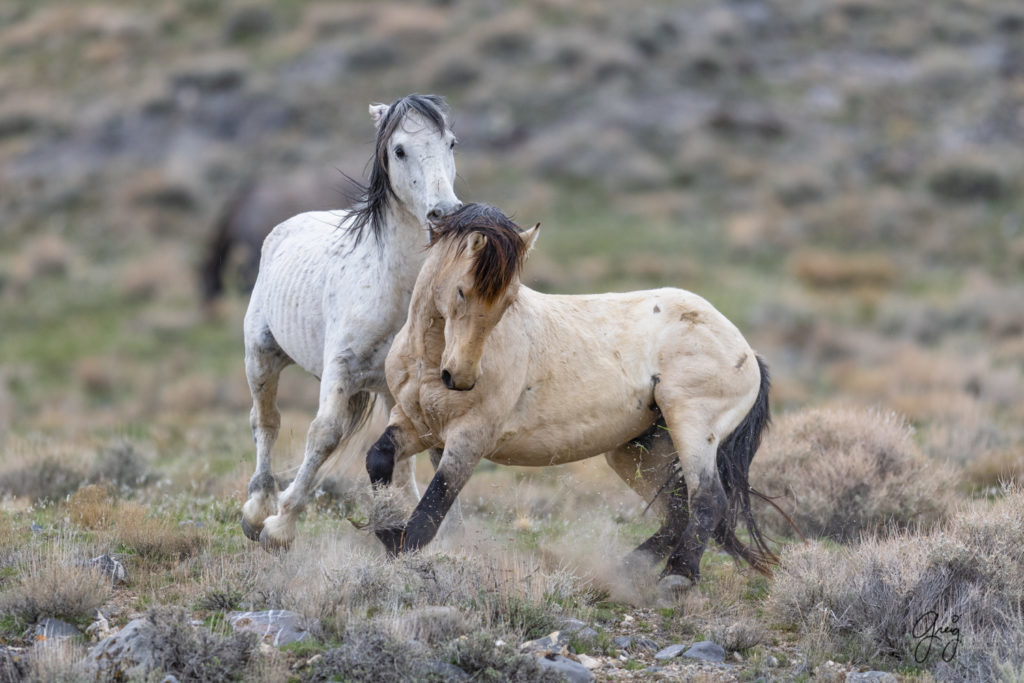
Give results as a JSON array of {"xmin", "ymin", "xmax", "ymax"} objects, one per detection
[{"xmin": 656, "ymin": 574, "xmax": 694, "ymax": 607}]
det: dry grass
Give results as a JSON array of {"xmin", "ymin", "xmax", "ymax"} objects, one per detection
[
  {"xmin": 0, "ymin": 539, "xmax": 111, "ymax": 626},
  {"xmin": 767, "ymin": 486, "xmax": 1024, "ymax": 678},
  {"xmin": 962, "ymin": 448, "xmax": 1024, "ymax": 494},
  {"xmin": 789, "ymin": 248, "xmax": 896, "ymax": 290},
  {"xmin": 67, "ymin": 484, "xmax": 117, "ymax": 529},
  {"xmin": 110, "ymin": 502, "xmax": 207, "ymax": 561},
  {"xmin": 751, "ymin": 406, "xmax": 958, "ymax": 542}
]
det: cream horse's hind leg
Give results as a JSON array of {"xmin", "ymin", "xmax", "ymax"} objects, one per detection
[
  {"xmin": 241, "ymin": 335, "xmax": 292, "ymax": 542},
  {"xmin": 604, "ymin": 418, "xmax": 690, "ymax": 570}
]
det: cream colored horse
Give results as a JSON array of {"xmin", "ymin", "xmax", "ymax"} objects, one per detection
[{"xmin": 367, "ymin": 203, "xmax": 777, "ymax": 588}]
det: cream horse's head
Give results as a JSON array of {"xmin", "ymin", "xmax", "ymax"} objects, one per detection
[{"xmin": 428, "ymin": 204, "xmax": 539, "ymax": 391}]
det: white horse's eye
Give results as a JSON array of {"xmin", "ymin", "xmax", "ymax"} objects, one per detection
[
  {"xmin": 394, "ymin": 145, "xmax": 405, "ymax": 159},
  {"xmin": 449, "ymin": 139, "xmax": 456, "ymax": 150}
]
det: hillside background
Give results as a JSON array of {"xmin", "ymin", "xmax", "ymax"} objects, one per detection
[{"xmin": 1, "ymin": 0, "xmax": 1022, "ymax": 680}]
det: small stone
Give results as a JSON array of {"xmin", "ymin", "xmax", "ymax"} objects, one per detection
[
  {"xmin": 520, "ymin": 630, "xmax": 572, "ymax": 654},
  {"xmin": 81, "ymin": 554, "xmax": 127, "ymax": 585},
  {"xmin": 228, "ymin": 610, "xmax": 314, "ymax": 647},
  {"xmin": 33, "ymin": 618, "xmax": 80, "ymax": 642},
  {"xmin": 766, "ymin": 655, "xmax": 780, "ymax": 667},
  {"xmin": 632, "ymin": 636, "xmax": 660, "ymax": 653},
  {"xmin": 534, "ymin": 654, "xmax": 594, "ymax": 683},
  {"xmin": 577, "ymin": 653, "xmax": 602, "ymax": 670},
  {"xmin": 684, "ymin": 640, "xmax": 726, "ymax": 663},
  {"xmin": 613, "ymin": 635, "xmax": 632, "ymax": 650},
  {"xmin": 847, "ymin": 672, "xmax": 898, "ymax": 683},
  {"xmin": 732, "ymin": 651, "xmax": 744, "ymax": 662},
  {"xmin": 621, "ymin": 614, "xmax": 634, "ymax": 624},
  {"xmin": 654, "ymin": 643, "xmax": 687, "ymax": 660},
  {"xmin": 30, "ymin": 523, "xmax": 44, "ymax": 533}
]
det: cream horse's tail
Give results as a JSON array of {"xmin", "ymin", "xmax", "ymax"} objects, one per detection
[{"xmin": 712, "ymin": 356, "xmax": 795, "ymax": 575}]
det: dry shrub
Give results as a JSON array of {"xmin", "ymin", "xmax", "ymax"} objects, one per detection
[
  {"xmin": 789, "ymin": 248, "xmax": 896, "ymax": 290},
  {"xmin": 254, "ymin": 535, "xmax": 588, "ymax": 644},
  {"xmin": 111, "ymin": 502, "xmax": 207, "ymax": 561},
  {"xmin": 751, "ymin": 406, "xmax": 957, "ymax": 542},
  {"xmin": 0, "ymin": 457, "xmax": 86, "ymax": 503},
  {"xmin": 768, "ymin": 487, "xmax": 1024, "ymax": 679},
  {"xmin": 0, "ymin": 545, "xmax": 111, "ymax": 626},
  {"xmin": 67, "ymin": 485, "xmax": 117, "ymax": 529},
  {"xmin": 135, "ymin": 606, "xmax": 258, "ymax": 682}
]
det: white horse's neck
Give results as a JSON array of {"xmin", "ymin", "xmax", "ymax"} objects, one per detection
[{"xmin": 377, "ymin": 202, "xmax": 429, "ymax": 272}]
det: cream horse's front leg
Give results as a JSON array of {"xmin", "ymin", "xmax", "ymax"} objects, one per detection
[{"xmin": 395, "ymin": 429, "xmax": 485, "ymax": 554}]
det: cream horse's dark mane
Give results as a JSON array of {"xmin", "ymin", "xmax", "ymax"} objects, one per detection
[{"xmin": 429, "ymin": 203, "xmax": 527, "ymax": 304}]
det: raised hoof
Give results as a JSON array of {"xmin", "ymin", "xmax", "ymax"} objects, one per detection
[
  {"xmin": 240, "ymin": 515, "xmax": 263, "ymax": 543},
  {"xmin": 258, "ymin": 526, "xmax": 293, "ymax": 554},
  {"xmin": 656, "ymin": 574, "xmax": 694, "ymax": 607}
]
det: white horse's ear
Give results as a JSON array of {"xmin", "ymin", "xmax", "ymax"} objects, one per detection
[
  {"xmin": 369, "ymin": 103, "xmax": 389, "ymax": 129},
  {"xmin": 520, "ymin": 223, "xmax": 541, "ymax": 253},
  {"xmin": 467, "ymin": 231, "xmax": 488, "ymax": 253}
]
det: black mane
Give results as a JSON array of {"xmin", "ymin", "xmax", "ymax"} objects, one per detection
[
  {"xmin": 345, "ymin": 94, "xmax": 451, "ymax": 246},
  {"xmin": 429, "ymin": 203, "xmax": 527, "ymax": 304}
]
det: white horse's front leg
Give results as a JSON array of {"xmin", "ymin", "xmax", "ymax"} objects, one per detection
[{"xmin": 260, "ymin": 381, "xmax": 373, "ymax": 551}]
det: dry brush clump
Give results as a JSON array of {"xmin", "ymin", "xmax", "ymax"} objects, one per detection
[
  {"xmin": 0, "ymin": 539, "xmax": 111, "ymax": 628},
  {"xmin": 751, "ymin": 406, "xmax": 958, "ymax": 542},
  {"xmin": 768, "ymin": 486, "xmax": 1024, "ymax": 679}
]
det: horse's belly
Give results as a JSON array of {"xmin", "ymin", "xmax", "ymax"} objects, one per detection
[{"xmin": 488, "ymin": 406, "xmax": 657, "ymax": 467}]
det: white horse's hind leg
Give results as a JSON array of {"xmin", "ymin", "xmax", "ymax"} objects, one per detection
[{"xmin": 241, "ymin": 337, "xmax": 292, "ymax": 542}]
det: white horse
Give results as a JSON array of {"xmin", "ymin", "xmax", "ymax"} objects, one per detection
[
  {"xmin": 241, "ymin": 94, "xmax": 461, "ymax": 550},
  {"xmin": 366, "ymin": 203, "xmax": 778, "ymax": 591}
]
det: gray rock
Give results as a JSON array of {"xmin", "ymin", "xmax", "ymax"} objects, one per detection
[
  {"xmin": 654, "ymin": 643, "xmax": 687, "ymax": 660},
  {"xmin": 847, "ymin": 672, "xmax": 898, "ymax": 683},
  {"xmin": 78, "ymin": 617, "xmax": 157, "ymax": 679},
  {"xmin": 558, "ymin": 618, "xmax": 588, "ymax": 633},
  {"xmin": 684, "ymin": 640, "xmax": 726, "ymax": 663},
  {"xmin": 520, "ymin": 631, "xmax": 571, "ymax": 653},
  {"xmin": 33, "ymin": 618, "xmax": 81, "ymax": 641},
  {"xmin": 0, "ymin": 645, "xmax": 29, "ymax": 681},
  {"xmin": 534, "ymin": 654, "xmax": 594, "ymax": 683},
  {"xmin": 81, "ymin": 554, "xmax": 127, "ymax": 585},
  {"xmin": 613, "ymin": 635, "xmax": 660, "ymax": 653},
  {"xmin": 228, "ymin": 610, "xmax": 313, "ymax": 647},
  {"xmin": 30, "ymin": 523, "xmax": 44, "ymax": 533},
  {"xmin": 423, "ymin": 659, "xmax": 470, "ymax": 681},
  {"xmin": 766, "ymin": 655, "xmax": 779, "ymax": 667}
]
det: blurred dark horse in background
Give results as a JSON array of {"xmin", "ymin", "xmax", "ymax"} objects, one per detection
[{"xmin": 198, "ymin": 167, "xmax": 356, "ymax": 304}]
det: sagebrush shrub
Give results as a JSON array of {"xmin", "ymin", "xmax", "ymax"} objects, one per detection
[
  {"xmin": 751, "ymin": 406, "xmax": 957, "ymax": 542},
  {"xmin": 768, "ymin": 486, "xmax": 1024, "ymax": 679}
]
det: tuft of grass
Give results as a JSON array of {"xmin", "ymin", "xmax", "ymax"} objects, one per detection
[
  {"xmin": 67, "ymin": 485, "xmax": 116, "ymax": 530},
  {"xmin": 751, "ymin": 406, "xmax": 958, "ymax": 542}
]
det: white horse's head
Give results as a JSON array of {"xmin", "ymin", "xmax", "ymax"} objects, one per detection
[
  {"xmin": 426, "ymin": 204, "xmax": 539, "ymax": 391},
  {"xmin": 349, "ymin": 94, "xmax": 460, "ymax": 243}
]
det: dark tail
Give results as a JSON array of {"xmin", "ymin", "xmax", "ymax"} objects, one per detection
[
  {"xmin": 199, "ymin": 178, "xmax": 254, "ymax": 303},
  {"xmin": 713, "ymin": 355, "xmax": 780, "ymax": 576}
]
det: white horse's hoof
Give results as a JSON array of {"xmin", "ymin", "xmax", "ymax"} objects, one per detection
[
  {"xmin": 657, "ymin": 574, "xmax": 694, "ymax": 606},
  {"xmin": 240, "ymin": 515, "xmax": 262, "ymax": 542},
  {"xmin": 258, "ymin": 515, "xmax": 295, "ymax": 553}
]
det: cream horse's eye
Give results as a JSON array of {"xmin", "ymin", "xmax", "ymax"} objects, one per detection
[{"xmin": 457, "ymin": 287, "xmax": 465, "ymax": 301}]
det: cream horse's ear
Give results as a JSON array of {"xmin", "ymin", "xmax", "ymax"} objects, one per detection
[
  {"xmin": 467, "ymin": 231, "xmax": 488, "ymax": 253},
  {"xmin": 369, "ymin": 103, "xmax": 389, "ymax": 129},
  {"xmin": 520, "ymin": 223, "xmax": 541, "ymax": 253}
]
